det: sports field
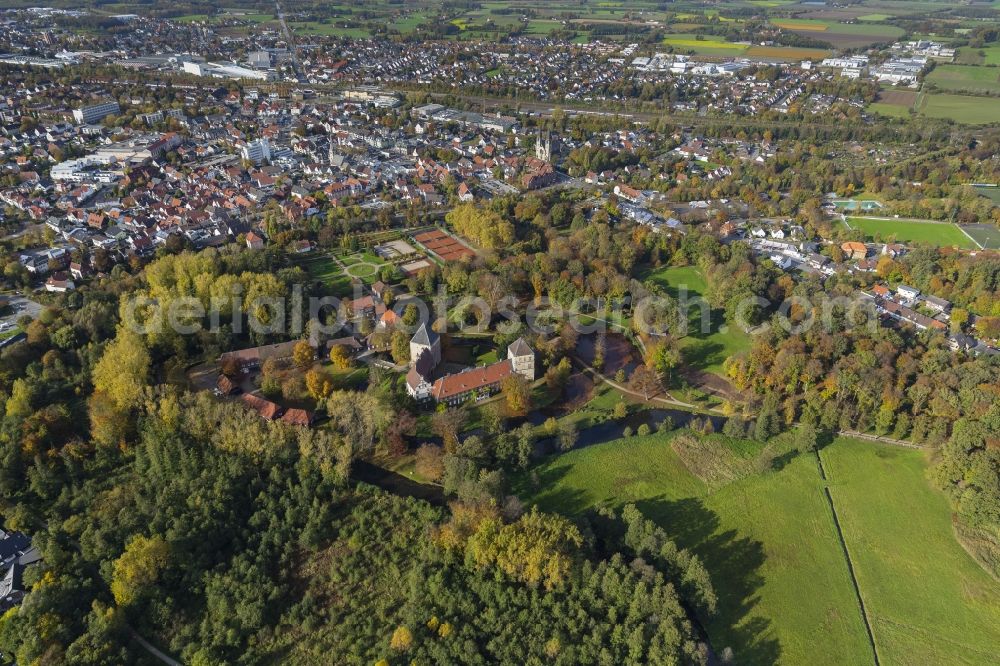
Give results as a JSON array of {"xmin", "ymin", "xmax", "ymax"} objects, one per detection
[
  {"xmin": 844, "ymin": 217, "xmax": 977, "ymax": 248},
  {"xmin": 962, "ymin": 223, "xmax": 1000, "ymax": 250},
  {"xmin": 520, "ymin": 433, "xmax": 1000, "ymax": 665}
]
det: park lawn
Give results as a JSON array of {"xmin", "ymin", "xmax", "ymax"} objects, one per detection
[
  {"xmin": 642, "ymin": 265, "xmax": 752, "ymax": 375},
  {"xmin": 845, "ymin": 217, "xmax": 976, "ymax": 249},
  {"xmin": 821, "ymin": 438, "xmax": 1000, "ymax": 665},
  {"xmin": 926, "ymin": 65, "xmax": 1000, "ymax": 94},
  {"xmin": 519, "ymin": 432, "xmax": 873, "ymax": 665},
  {"xmin": 295, "ymin": 253, "xmax": 355, "ymax": 297},
  {"xmin": 918, "ymin": 93, "xmax": 1000, "ymax": 125}
]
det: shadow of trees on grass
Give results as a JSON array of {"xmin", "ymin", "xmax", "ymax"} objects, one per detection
[{"xmin": 636, "ymin": 496, "xmax": 781, "ymax": 666}]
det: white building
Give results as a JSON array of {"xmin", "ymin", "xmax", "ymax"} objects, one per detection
[
  {"xmin": 507, "ymin": 337, "xmax": 535, "ymax": 381},
  {"xmin": 72, "ymin": 101, "xmax": 120, "ymax": 124},
  {"xmin": 241, "ymin": 139, "xmax": 271, "ymax": 165}
]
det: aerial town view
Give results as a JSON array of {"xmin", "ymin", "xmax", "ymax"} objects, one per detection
[{"xmin": 0, "ymin": 0, "xmax": 999, "ymax": 664}]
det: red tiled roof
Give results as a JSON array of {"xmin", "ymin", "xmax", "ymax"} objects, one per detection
[
  {"xmin": 240, "ymin": 393, "xmax": 283, "ymax": 420},
  {"xmin": 280, "ymin": 408, "xmax": 313, "ymax": 427},
  {"xmin": 431, "ymin": 360, "xmax": 512, "ymax": 401}
]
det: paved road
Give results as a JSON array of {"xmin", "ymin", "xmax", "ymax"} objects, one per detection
[{"xmin": 129, "ymin": 628, "xmax": 182, "ymax": 666}]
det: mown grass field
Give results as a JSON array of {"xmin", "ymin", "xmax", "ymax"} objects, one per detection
[
  {"xmin": 519, "ymin": 432, "xmax": 1000, "ymax": 665},
  {"xmin": 845, "ymin": 217, "xmax": 977, "ymax": 248},
  {"xmin": 821, "ymin": 439, "xmax": 1000, "ymax": 665},
  {"xmin": 642, "ymin": 265, "xmax": 752, "ymax": 375}
]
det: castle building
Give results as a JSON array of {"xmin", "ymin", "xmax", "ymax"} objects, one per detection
[
  {"xmin": 409, "ymin": 322, "xmax": 441, "ymax": 369},
  {"xmin": 507, "ymin": 337, "xmax": 535, "ymax": 381}
]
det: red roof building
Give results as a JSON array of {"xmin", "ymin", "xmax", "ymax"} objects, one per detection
[{"xmin": 431, "ymin": 359, "xmax": 513, "ymax": 405}]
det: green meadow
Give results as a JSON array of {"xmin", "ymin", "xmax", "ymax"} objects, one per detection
[{"xmin": 519, "ymin": 432, "xmax": 1000, "ymax": 665}]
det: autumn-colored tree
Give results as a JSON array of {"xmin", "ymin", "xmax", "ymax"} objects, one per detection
[
  {"xmin": 390, "ymin": 330, "xmax": 410, "ymax": 364},
  {"xmin": 612, "ymin": 401, "xmax": 628, "ymax": 420},
  {"xmin": 390, "ymin": 625, "xmax": 413, "ymax": 652},
  {"xmin": 329, "ymin": 344, "xmax": 353, "ymax": 370},
  {"xmin": 326, "ymin": 391, "xmax": 390, "ymax": 454},
  {"xmin": 466, "ymin": 508, "xmax": 583, "ymax": 590},
  {"xmin": 501, "ymin": 374, "xmax": 531, "ymax": 416},
  {"xmin": 111, "ymin": 535, "xmax": 170, "ymax": 607},
  {"xmin": 628, "ymin": 365, "xmax": 661, "ymax": 401},
  {"xmin": 414, "ymin": 442, "xmax": 445, "ymax": 481},
  {"xmin": 386, "ymin": 411, "xmax": 417, "ymax": 457},
  {"xmin": 305, "ymin": 368, "xmax": 334, "ymax": 401},
  {"xmin": 431, "ymin": 408, "xmax": 467, "ymax": 453},
  {"xmin": 292, "ymin": 340, "xmax": 315, "ymax": 369},
  {"xmin": 92, "ymin": 326, "xmax": 151, "ymax": 412}
]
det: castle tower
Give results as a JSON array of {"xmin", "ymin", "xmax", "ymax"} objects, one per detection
[
  {"xmin": 409, "ymin": 322, "xmax": 441, "ymax": 369},
  {"xmin": 507, "ymin": 337, "xmax": 535, "ymax": 381}
]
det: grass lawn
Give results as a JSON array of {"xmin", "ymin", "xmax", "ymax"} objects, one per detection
[
  {"xmin": 917, "ymin": 93, "xmax": 1000, "ymax": 125},
  {"xmin": 518, "ymin": 432, "xmax": 872, "ymax": 664},
  {"xmin": 844, "ymin": 217, "xmax": 976, "ymax": 249},
  {"xmin": 821, "ymin": 438, "xmax": 1000, "ymax": 665},
  {"xmin": 974, "ymin": 185, "xmax": 1000, "ymax": 205},
  {"xmin": 642, "ymin": 265, "xmax": 752, "ymax": 375},
  {"xmin": 294, "ymin": 253, "xmax": 355, "ymax": 297}
]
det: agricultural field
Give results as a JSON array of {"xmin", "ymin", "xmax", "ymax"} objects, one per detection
[
  {"xmin": 821, "ymin": 439, "xmax": 1000, "ymax": 665},
  {"xmin": 745, "ymin": 45, "xmax": 832, "ymax": 61},
  {"xmin": 661, "ymin": 33, "xmax": 748, "ymax": 56},
  {"xmin": 956, "ymin": 44, "xmax": 1000, "ymax": 66},
  {"xmin": 844, "ymin": 217, "xmax": 977, "ymax": 248},
  {"xmin": 288, "ymin": 21, "xmax": 371, "ymax": 38},
  {"xmin": 926, "ymin": 65, "xmax": 1000, "ymax": 95},
  {"xmin": 770, "ymin": 16, "xmax": 904, "ymax": 48},
  {"xmin": 641, "ymin": 265, "xmax": 752, "ymax": 375},
  {"xmin": 520, "ymin": 432, "xmax": 1000, "ymax": 665},
  {"xmin": 916, "ymin": 92, "xmax": 1000, "ymax": 125}
]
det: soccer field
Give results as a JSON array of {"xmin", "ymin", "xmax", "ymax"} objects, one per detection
[{"xmin": 845, "ymin": 217, "xmax": 977, "ymax": 249}]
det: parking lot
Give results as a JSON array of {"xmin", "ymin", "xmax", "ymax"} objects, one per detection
[{"xmin": 1, "ymin": 295, "xmax": 43, "ymax": 333}]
